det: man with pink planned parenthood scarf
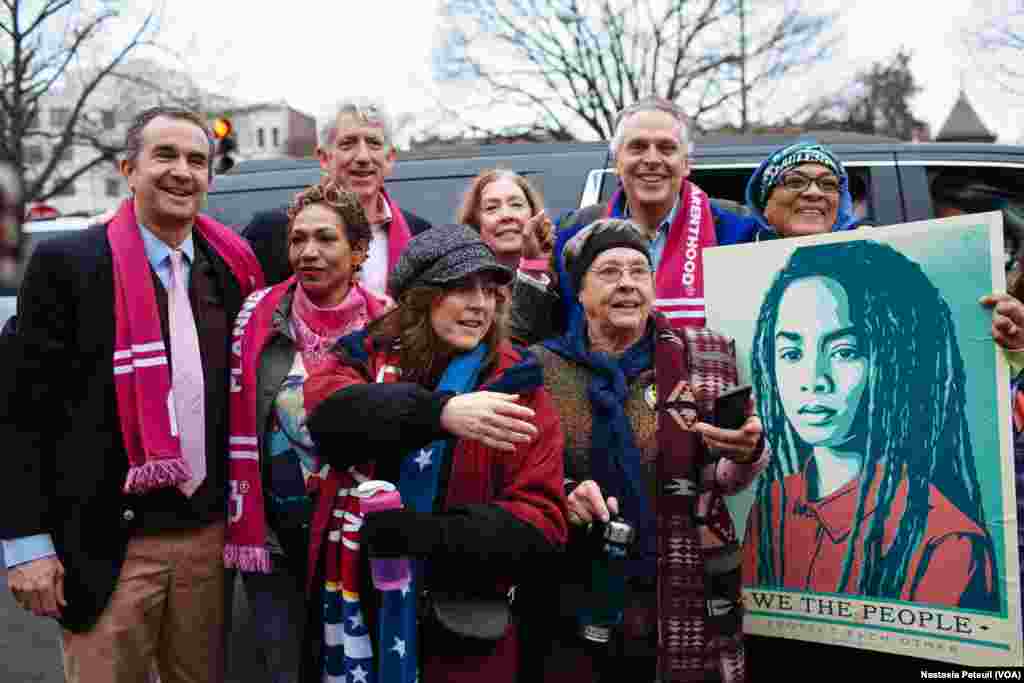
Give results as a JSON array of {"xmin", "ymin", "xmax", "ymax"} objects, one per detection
[
  {"xmin": 532, "ymin": 97, "xmax": 717, "ymax": 347},
  {"xmin": 0, "ymin": 106, "xmax": 263, "ymax": 683}
]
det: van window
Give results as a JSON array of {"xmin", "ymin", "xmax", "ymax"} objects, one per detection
[
  {"xmin": 927, "ymin": 165, "xmax": 1024, "ymax": 270},
  {"xmin": 691, "ymin": 167, "xmax": 753, "ymax": 205}
]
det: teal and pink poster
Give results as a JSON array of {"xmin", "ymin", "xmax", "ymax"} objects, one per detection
[{"xmin": 704, "ymin": 212, "xmax": 1022, "ymax": 667}]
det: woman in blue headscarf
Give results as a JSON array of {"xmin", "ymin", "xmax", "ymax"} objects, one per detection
[{"xmin": 713, "ymin": 141, "xmax": 860, "ymax": 246}]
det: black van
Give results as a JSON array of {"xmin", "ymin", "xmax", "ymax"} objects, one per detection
[
  {"xmin": 204, "ymin": 142, "xmax": 609, "ymax": 231},
  {"xmin": 583, "ymin": 135, "xmax": 1024, "ymax": 268},
  {"xmin": 204, "ymin": 134, "xmax": 1024, "ymax": 266}
]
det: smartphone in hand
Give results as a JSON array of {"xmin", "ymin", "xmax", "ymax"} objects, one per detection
[{"xmin": 713, "ymin": 384, "xmax": 752, "ymax": 431}]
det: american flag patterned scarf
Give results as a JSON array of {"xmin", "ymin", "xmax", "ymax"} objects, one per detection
[{"xmin": 317, "ymin": 341, "xmax": 489, "ymax": 683}]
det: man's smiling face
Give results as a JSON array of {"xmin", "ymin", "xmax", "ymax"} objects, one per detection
[
  {"xmin": 318, "ymin": 113, "xmax": 396, "ymax": 207},
  {"xmin": 121, "ymin": 115, "xmax": 211, "ymax": 231},
  {"xmin": 614, "ymin": 110, "xmax": 690, "ymax": 219}
]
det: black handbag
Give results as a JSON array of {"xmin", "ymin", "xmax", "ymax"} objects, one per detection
[{"xmin": 427, "ymin": 589, "xmax": 512, "ymax": 641}]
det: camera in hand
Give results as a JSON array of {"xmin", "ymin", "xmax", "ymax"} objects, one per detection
[
  {"xmin": 580, "ymin": 514, "xmax": 636, "ymax": 644},
  {"xmin": 589, "ymin": 514, "xmax": 636, "ymax": 560}
]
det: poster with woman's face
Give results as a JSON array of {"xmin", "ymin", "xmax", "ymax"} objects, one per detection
[{"xmin": 704, "ymin": 212, "xmax": 1022, "ymax": 668}]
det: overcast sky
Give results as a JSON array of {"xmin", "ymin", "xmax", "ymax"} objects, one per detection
[{"xmin": 143, "ymin": 0, "xmax": 1022, "ymax": 144}]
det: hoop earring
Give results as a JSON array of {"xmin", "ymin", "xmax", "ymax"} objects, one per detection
[{"xmin": 351, "ymin": 253, "xmax": 367, "ymax": 274}]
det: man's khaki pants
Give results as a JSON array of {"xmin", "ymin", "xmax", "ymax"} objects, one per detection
[{"xmin": 61, "ymin": 521, "xmax": 227, "ymax": 683}]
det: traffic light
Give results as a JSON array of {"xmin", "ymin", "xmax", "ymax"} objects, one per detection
[{"xmin": 212, "ymin": 117, "xmax": 236, "ymax": 175}]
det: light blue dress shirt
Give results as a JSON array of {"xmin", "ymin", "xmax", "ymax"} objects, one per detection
[
  {"xmin": 1, "ymin": 224, "xmax": 194, "ymax": 569},
  {"xmin": 624, "ymin": 199, "xmax": 680, "ymax": 271},
  {"xmin": 139, "ymin": 222, "xmax": 195, "ymax": 290}
]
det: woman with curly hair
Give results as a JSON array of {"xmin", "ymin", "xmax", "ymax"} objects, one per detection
[
  {"xmin": 224, "ymin": 181, "xmax": 391, "ymax": 682},
  {"xmin": 741, "ymin": 239, "xmax": 996, "ymax": 610}
]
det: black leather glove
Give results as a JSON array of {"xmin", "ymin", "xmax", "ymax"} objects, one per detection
[{"xmin": 361, "ymin": 509, "xmax": 444, "ymax": 558}]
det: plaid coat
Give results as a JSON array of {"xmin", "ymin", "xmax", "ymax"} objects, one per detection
[{"xmin": 681, "ymin": 327, "xmax": 769, "ymax": 555}]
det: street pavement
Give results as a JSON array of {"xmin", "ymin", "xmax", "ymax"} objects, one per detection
[{"xmin": 1, "ymin": 557, "xmax": 266, "ymax": 682}]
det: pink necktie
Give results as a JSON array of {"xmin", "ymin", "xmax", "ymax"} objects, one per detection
[{"xmin": 168, "ymin": 249, "xmax": 206, "ymax": 497}]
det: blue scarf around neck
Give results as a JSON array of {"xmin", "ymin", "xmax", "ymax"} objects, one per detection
[
  {"xmin": 542, "ymin": 315, "xmax": 657, "ymax": 580},
  {"xmin": 377, "ymin": 342, "xmax": 489, "ymax": 683}
]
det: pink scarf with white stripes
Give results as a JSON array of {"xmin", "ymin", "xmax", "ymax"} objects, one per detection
[
  {"xmin": 606, "ymin": 181, "xmax": 717, "ymax": 328},
  {"xmin": 108, "ymin": 198, "xmax": 263, "ymax": 494}
]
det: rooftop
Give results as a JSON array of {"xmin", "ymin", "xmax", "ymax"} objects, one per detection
[{"xmin": 936, "ymin": 91, "xmax": 997, "ymax": 143}]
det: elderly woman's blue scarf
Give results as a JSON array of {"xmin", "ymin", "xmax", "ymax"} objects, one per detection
[
  {"xmin": 545, "ymin": 210, "xmax": 658, "ymax": 578},
  {"xmin": 542, "ymin": 311, "xmax": 658, "ymax": 580}
]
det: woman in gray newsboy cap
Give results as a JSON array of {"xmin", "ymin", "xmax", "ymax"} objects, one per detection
[{"xmin": 304, "ymin": 225, "xmax": 568, "ymax": 683}]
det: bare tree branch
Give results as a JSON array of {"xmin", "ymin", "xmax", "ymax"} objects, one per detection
[
  {"xmin": 965, "ymin": 4, "xmax": 1024, "ymax": 97},
  {"xmin": 1, "ymin": 1, "xmax": 237, "ymax": 210},
  {"xmin": 434, "ymin": 0, "xmax": 836, "ymax": 140},
  {"xmin": 22, "ymin": 0, "xmax": 72, "ymax": 36},
  {"xmin": 32, "ymin": 11, "xmax": 117, "ymax": 105},
  {"xmin": 26, "ymin": 11, "xmax": 156, "ymax": 201},
  {"xmin": 0, "ymin": 1, "xmax": 162, "ymax": 206}
]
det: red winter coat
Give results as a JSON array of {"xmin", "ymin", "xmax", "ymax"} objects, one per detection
[{"xmin": 306, "ymin": 335, "xmax": 568, "ymax": 683}]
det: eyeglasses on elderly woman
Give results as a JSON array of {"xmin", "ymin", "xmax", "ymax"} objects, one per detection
[{"xmin": 590, "ymin": 263, "xmax": 653, "ymax": 284}]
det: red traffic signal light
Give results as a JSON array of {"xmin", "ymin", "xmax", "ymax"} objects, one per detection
[
  {"xmin": 212, "ymin": 116, "xmax": 236, "ymax": 174},
  {"xmin": 212, "ymin": 117, "xmax": 233, "ymax": 139}
]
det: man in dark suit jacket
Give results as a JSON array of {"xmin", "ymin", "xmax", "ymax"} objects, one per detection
[
  {"xmin": 243, "ymin": 97, "xmax": 431, "ymax": 291},
  {"xmin": 0, "ymin": 107, "xmax": 263, "ymax": 683}
]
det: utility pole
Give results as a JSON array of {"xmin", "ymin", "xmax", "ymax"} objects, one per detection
[{"xmin": 739, "ymin": 0, "xmax": 749, "ymax": 132}]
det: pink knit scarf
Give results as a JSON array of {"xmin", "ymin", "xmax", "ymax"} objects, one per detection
[
  {"xmin": 109, "ymin": 198, "xmax": 263, "ymax": 494},
  {"xmin": 381, "ymin": 189, "xmax": 412, "ymax": 288},
  {"xmin": 291, "ymin": 282, "xmax": 381, "ymax": 374}
]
